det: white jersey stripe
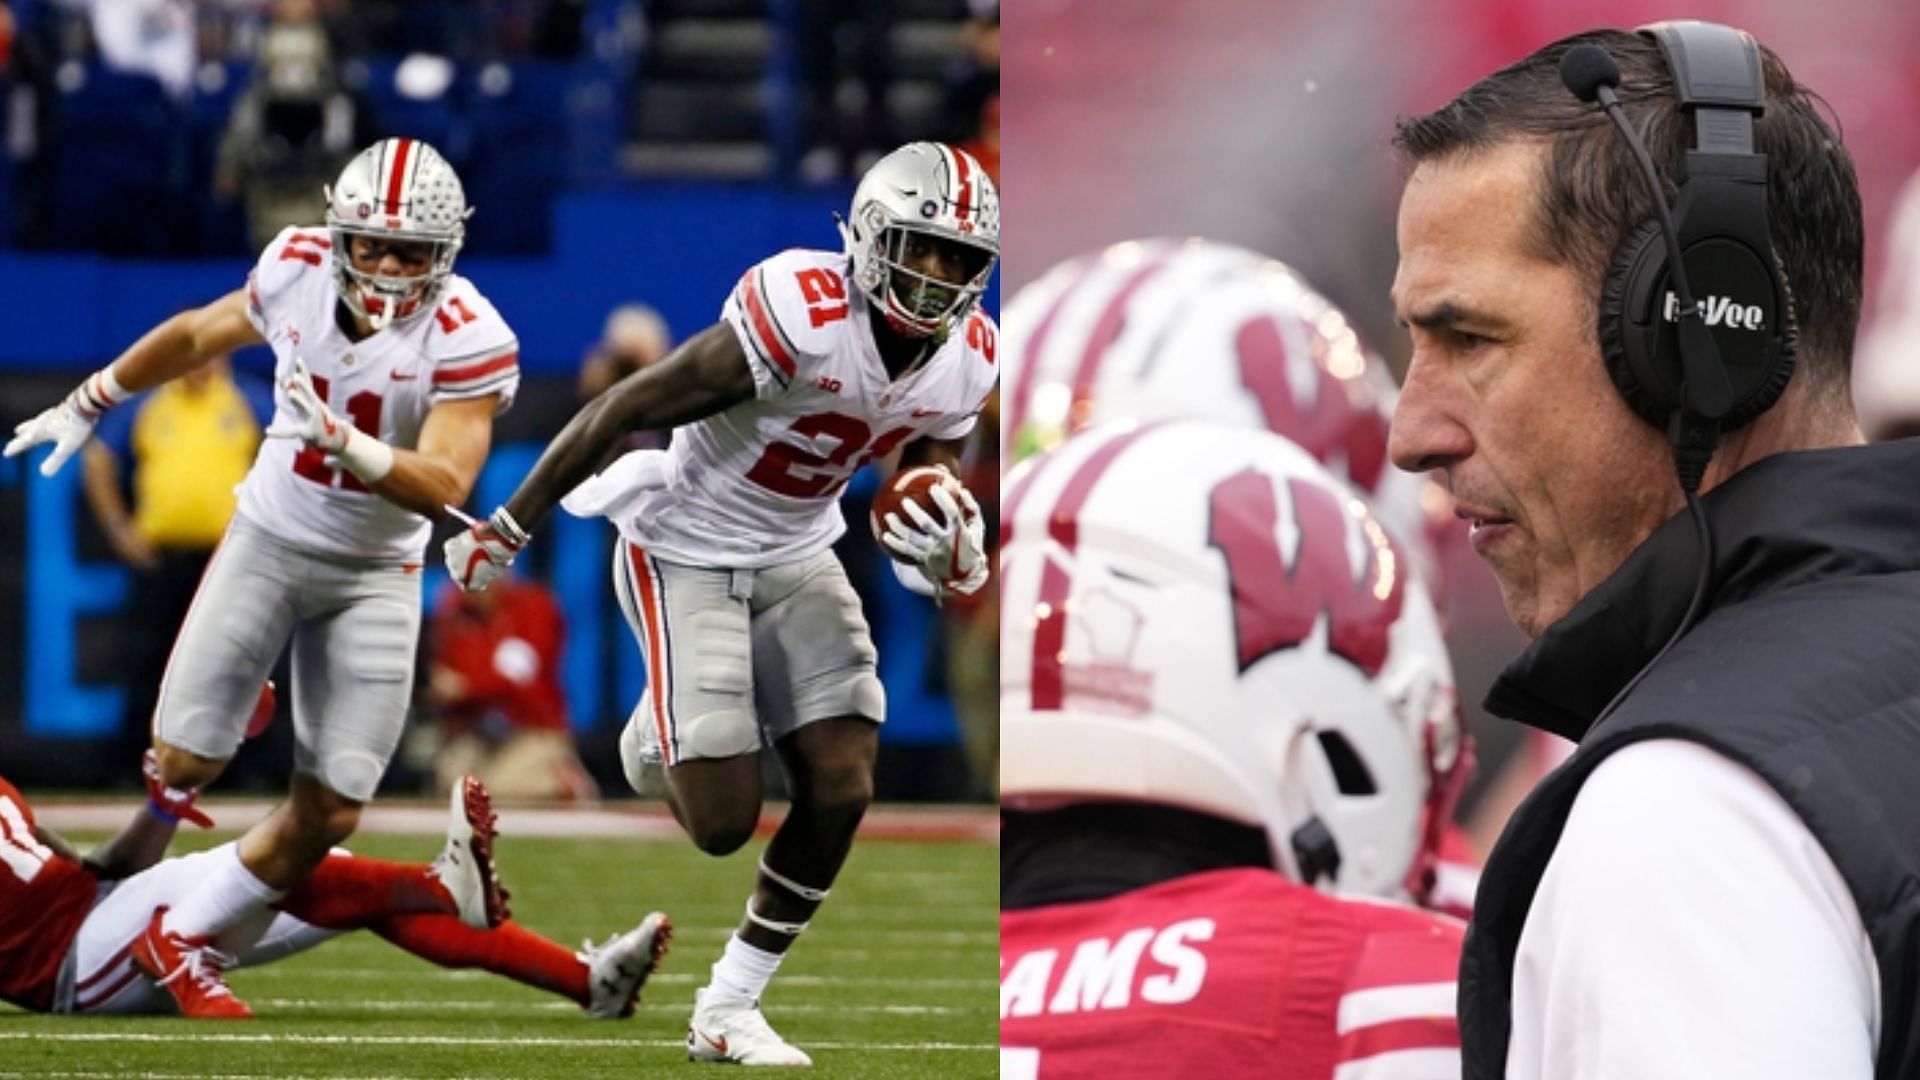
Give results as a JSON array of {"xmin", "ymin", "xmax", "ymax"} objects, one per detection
[
  {"xmin": 1335, "ymin": 982, "xmax": 1458, "ymax": 1035},
  {"xmin": 1330, "ymin": 1047, "xmax": 1462, "ymax": 1080},
  {"xmin": 433, "ymin": 374, "xmax": 518, "ymax": 400},
  {"xmin": 437, "ymin": 340, "xmax": 523, "ymax": 369}
]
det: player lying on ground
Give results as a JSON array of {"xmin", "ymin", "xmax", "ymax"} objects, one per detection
[{"xmin": 0, "ymin": 767, "xmax": 668, "ymax": 1019}]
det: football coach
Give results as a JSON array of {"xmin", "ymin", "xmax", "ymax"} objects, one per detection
[{"xmin": 1387, "ymin": 21, "xmax": 1918, "ymax": 1080}]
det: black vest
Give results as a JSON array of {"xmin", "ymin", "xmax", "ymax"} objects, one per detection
[{"xmin": 1460, "ymin": 441, "xmax": 1920, "ymax": 1080}]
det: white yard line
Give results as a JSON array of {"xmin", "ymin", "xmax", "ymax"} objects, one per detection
[
  {"xmin": 248, "ymin": 969, "xmax": 989, "ymax": 989},
  {"xmin": 0, "ymin": 1033, "xmax": 993, "ymax": 1052},
  {"xmin": 29, "ymin": 800, "xmax": 998, "ymax": 843},
  {"xmin": 242, "ymin": 997, "xmax": 966, "ymax": 1014}
]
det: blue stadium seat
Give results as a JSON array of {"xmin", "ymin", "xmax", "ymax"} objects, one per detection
[
  {"xmin": 51, "ymin": 65, "xmax": 180, "ymax": 254},
  {"xmin": 183, "ymin": 60, "xmax": 255, "ymax": 255},
  {"xmin": 351, "ymin": 57, "xmax": 467, "ymax": 163},
  {"xmin": 461, "ymin": 62, "xmax": 573, "ymax": 253}
]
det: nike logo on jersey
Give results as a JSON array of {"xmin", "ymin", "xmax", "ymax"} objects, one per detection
[
  {"xmin": 390, "ymin": 370, "xmax": 418, "ymax": 381},
  {"xmin": 910, "ymin": 408, "xmax": 940, "ymax": 418}
]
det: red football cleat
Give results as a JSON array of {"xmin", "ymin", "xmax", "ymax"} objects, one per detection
[{"xmin": 131, "ymin": 907, "xmax": 253, "ymax": 1019}]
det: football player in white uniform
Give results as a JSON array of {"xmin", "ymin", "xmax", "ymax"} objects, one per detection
[
  {"xmin": 443, "ymin": 141, "xmax": 999, "ymax": 1066},
  {"xmin": 4, "ymin": 138, "xmax": 520, "ymax": 1018}
]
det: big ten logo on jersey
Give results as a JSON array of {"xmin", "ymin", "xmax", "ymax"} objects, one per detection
[
  {"xmin": 1209, "ymin": 469, "xmax": 1403, "ymax": 677},
  {"xmin": 745, "ymin": 412, "xmax": 916, "ymax": 499},
  {"xmin": 290, "ymin": 373, "xmax": 383, "ymax": 493},
  {"xmin": 795, "ymin": 268, "xmax": 849, "ymax": 328},
  {"xmin": 1001, "ymin": 918, "xmax": 1214, "ymax": 1021}
]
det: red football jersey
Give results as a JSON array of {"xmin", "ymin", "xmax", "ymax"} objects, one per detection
[
  {"xmin": 1000, "ymin": 869, "xmax": 1463, "ymax": 1080},
  {"xmin": 0, "ymin": 775, "xmax": 99, "ymax": 1011}
]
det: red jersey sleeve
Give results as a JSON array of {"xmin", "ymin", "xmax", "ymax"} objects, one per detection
[
  {"xmin": 1332, "ymin": 901, "xmax": 1465, "ymax": 1077},
  {"xmin": 0, "ymin": 776, "xmax": 100, "ymax": 1012}
]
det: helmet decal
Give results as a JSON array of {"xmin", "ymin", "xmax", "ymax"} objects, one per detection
[{"xmin": 1002, "ymin": 421, "xmax": 1464, "ymax": 902}]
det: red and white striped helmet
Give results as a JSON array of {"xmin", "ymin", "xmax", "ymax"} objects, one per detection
[
  {"xmin": 323, "ymin": 137, "xmax": 470, "ymax": 329},
  {"xmin": 1000, "ymin": 421, "xmax": 1467, "ymax": 902},
  {"xmin": 839, "ymin": 141, "xmax": 999, "ymax": 339},
  {"xmin": 1001, "ymin": 237, "xmax": 1461, "ymax": 602}
]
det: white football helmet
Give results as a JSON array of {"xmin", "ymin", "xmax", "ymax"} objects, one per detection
[
  {"xmin": 1000, "ymin": 237, "xmax": 1461, "ymax": 602},
  {"xmin": 839, "ymin": 142, "xmax": 999, "ymax": 339},
  {"xmin": 1000, "ymin": 421, "xmax": 1467, "ymax": 902},
  {"xmin": 323, "ymin": 137, "xmax": 470, "ymax": 330}
]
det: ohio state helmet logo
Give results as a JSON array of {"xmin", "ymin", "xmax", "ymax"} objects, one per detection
[{"xmin": 1208, "ymin": 469, "xmax": 1404, "ymax": 676}]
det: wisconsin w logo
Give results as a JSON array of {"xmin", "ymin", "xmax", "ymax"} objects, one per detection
[{"xmin": 1207, "ymin": 468, "xmax": 1404, "ymax": 676}]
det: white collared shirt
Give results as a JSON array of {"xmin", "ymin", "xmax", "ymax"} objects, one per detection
[{"xmin": 1508, "ymin": 739, "xmax": 1879, "ymax": 1079}]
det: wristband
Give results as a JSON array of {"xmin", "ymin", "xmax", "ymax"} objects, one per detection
[
  {"xmin": 489, "ymin": 506, "xmax": 530, "ymax": 549},
  {"xmin": 146, "ymin": 798, "xmax": 181, "ymax": 824},
  {"xmin": 72, "ymin": 366, "xmax": 133, "ymax": 419},
  {"xmin": 334, "ymin": 425, "xmax": 396, "ymax": 483}
]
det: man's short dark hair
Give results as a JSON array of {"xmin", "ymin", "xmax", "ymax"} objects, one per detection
[{"xmin": 1393, "ymin": 28, "xmax": 1863, "ymax": 396}]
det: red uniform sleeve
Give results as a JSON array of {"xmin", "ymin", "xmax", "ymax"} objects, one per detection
[{"xmin": 1332, "ymin": 906, "xmax": 1464, "ymax": 1076}]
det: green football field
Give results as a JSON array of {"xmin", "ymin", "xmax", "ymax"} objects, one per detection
[{"xmin": 0, "ymin": 825, "xmax": 998, "ymax": 1079}]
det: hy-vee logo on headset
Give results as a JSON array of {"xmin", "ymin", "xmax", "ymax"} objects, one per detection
[{"xmin": 1663, "ymin": 292, "xmax": 1766, "ymax": 331}]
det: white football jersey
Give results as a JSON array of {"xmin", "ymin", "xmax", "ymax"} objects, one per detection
[
  {"xmin": 234, "ymin": 225, "xmax": 520, "ymax": 561},
  {"xmin": 564, "ymin": 248, "xmax": 998, "ymax": 568}
]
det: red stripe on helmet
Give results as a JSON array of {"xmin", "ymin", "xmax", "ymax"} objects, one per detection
[
  {"xmin": 950, "ymin": 145, "xmax": 974, "ymax": 222},
  {"xmin": 1004, "ymin": 258, "xmax": 1099, "ymax": 448},
  {"xmin": 1068, "ymin": 252, "xmax": 1176, "ymax": 417},
  {"xmin": 385, "ymin": 138, "xmax": 414, "ymax": 214},
  {"xmin": 1030, "ymin": 425, "xmax": 1160, "ymax": 710}
]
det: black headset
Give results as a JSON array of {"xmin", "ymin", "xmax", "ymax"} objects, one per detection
[
  {"xmin": 1562, "ymin": 20, "xmax": 1798, "ymax": 492},
  {"xmin": 1560, "ymin": 21, "xmax": 1804, "ymax": 722}
]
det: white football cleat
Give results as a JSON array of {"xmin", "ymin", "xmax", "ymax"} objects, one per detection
[
  {"xmin": 688, "ymin": 988, "xmax": 813, "ymax": 1066},
  {"xmin": 582, "ymin": 911, "xmax": 673, "ymax": 1019},
  {"xmin": 429, "ymin": 776, "xmax": 508, "ymax": 929}
]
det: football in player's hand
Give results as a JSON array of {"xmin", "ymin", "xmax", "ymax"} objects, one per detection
[{"xmin": 870, "ymin": 466, "xmax": 967, "ymax": 560}]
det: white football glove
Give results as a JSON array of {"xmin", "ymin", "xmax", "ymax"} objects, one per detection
[
  {"xmin": 4, "ymin": 369, "xmax": 130, "ymax": 477},
  {"xmin": 264, "ymin": 357, "xmax": 349, "ymax": 453},
  {"xmin": 880, "ymin": 482, "xmax": 989, "ymax": 597},
  {"xmin": 443, "ymin": 506, "xmax": 530, "ymax": 594}
]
